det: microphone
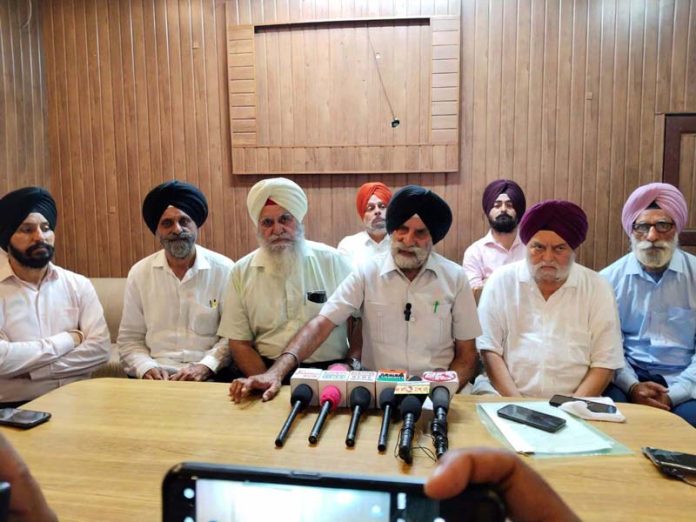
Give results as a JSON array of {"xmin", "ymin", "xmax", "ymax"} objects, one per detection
[
  {"xmin": 308, "ymin": 385, "xmax": 341, "ymax": 444},
  {"xmin": 398, "ymin": 395, "xmax": 423, "ymax": 464},
  {"xmin": 275, "ymin": 384, "xmax": 313, "ymax": 447},
  {"xmin": 290, "ymin": 368, "xmax": 323, "ymax": 406},
  {"xmin": 345, "ymin": 386, "xmax": 372, "ymax": 447},
  {"xmin": 377, "ymin": 388, "xmax": 396, "ymax": 452},
  {"xmin": 403, "ymin": 302, "xmax": 412, "ymax": 321},
  {"xmin": 430, "ymin": 385, "xmax": 450, "ymax": 459}
]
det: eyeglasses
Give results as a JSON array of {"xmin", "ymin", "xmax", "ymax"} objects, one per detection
[
  {"xmin": 632, "ymin": 221, "xmax": 674, "ymax": 235},
  {"xmin": 259, "ymin": 213, "xmax": 295, "ymax": 229}
]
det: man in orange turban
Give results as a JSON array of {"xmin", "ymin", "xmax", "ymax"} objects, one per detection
[{"xmin": 337, "ymin": 182, "xmax": 392, "ymax": 270}]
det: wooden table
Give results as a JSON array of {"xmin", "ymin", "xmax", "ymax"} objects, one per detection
[{"xmin": 2, "ymin": 378, "xmax": 695, "ymax": 521}]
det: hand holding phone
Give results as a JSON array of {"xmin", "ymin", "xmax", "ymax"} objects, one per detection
[
  {"xmin": 496, "ymin": 404, "xmax": 566, "ymax": 433},
  {"xmin": 549, "ymin": 394, "xmax": 617, "ymax": 414},
  {"xmin": 0, "ymin": 408, "xmax": 51, "ymax": 429}
]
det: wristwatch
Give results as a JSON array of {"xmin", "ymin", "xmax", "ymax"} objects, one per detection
[{"xmin": 347, "ymin": 357, "xmax": 363, "ymax": 371}]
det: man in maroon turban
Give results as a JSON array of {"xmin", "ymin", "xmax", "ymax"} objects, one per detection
[
  {"xmin": 462, "ymin": 180, "xmax": 527, "ymax": 300},
  {"xmin": 472, "ymin": 199, "xmax": 624, "ymax": 400},
  {"xmin": 337, "ymin": 182, "xmax": 393, "ymax": 270}
]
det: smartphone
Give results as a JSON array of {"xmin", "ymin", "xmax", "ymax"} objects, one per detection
[
  {"xmin": 548, "ymin": 394, "xmax": 617, "ymax": 414},
  {"xmin": 0, "ymin": 481, "xmax": 10, "ymax": 522},
  {"xmin": 0, "ymin": 408, "xmax": 51, "ymax": 429},
  {"xmin": 162, "ymin": 462, "xmax": 506, "ymax": 522},
  {"xmin": 642, "ymin": 447, "xmax": 696, "ymax": 478},
  {"xmin": 496, "ymin": 404, "xmax": 566, "ymax": 433}
]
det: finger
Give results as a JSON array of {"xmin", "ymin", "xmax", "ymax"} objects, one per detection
[
  {"xmin": 643, "ymin": 381, "xmax": 668, "ymax": 393},
  {"xmin": 644, "ymin": 397, "xmax": 671, "ymax": 410},
  {"xmin": 261, "ymin": 380, "xmax": 281, "ymax": 402},
  {"xmin": 161, "ymin": 370, "xmax": 169, "ymax": 381},
  {"xmin": 143, "ymin": 373, "xmax": 154, "ymax": 380}
]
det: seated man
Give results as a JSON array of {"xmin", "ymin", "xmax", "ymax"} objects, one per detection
[
  {"xmin": 473, "ymin": 200, "xmax": 623, "ymax": 398},
  {"xmin": 118, "ymin": 180, "xmax": 233, "ymax": 381},
  {"xmin": 601, "ymin": 183, "xmax": 696, "ymax": 426},
  {"xmin": 230, "ymin": 185, "xmax": 481, "ymax": 402},
  {"xmin": 462, "ymin": 179, "xmax": 527, "ymax": 300},
  {"xmin": 218, "ymin": 178, "xmax": 354, "ymax": 387},
  {"xmin": 0, "ymin": 187, "xmax": 109, "ymax": 405},
  {"xmin": 337, "ymin": 182, "xmax": 392, "ymax": 269}
]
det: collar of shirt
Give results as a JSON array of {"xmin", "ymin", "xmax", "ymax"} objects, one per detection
[
  {"xmin": 151, "ymin": 245, "xmax": 210, "ymax": 278},
  {"xmin": 517, "ymin": 259, "xmax": 580, "ymax": 289},
  {"xmin": 0, "ymin": 257, "xmax": 60, "ymax": 286},
  {"xmin": 625, "ymin": 248, "xmax": 686, "ymax": 280},
  {"xmin": 482, "ymin": 229, "xmax": 522, "ymax": 251},
  {"xmin": 250, "ymin": 243, "xmax": 317, "ymax": 268},
  {"xmin": 359, "ymin": 230, "xmax": 389, "ymax": 248},
  {"xmin": 379, "ymin": 250, "xmax": 440, "ymax": 280}
]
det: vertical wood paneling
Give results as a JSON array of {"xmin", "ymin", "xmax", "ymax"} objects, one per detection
[{"xmin": 20, "ymin": 0, "xmax": 693, "ymax": 276}]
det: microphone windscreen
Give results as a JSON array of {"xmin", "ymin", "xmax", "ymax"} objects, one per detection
[
  {"xmin": 349, "ymin": 386, "xmax": 372, "ymax": 409},
  {"xmin": 319, "ymin": 385, "xmax": 342, "ymax": 410},
  {"xmin": 399, "ymin": 395, "xmax": 423, "ymax": 421},
  {"xmin": 291, "ymin": 383, "xmax": 313, "ymax": 406},
  {"xmin": 328, "ymin": 363, "xmax": 350, "ymax": 372},
  {"xmin": 379, "ymin": 388, "xmax": 395, "ymax": 409},
  {"xmin": 431, "ymin": 386, "xmax": 450, "ymax": 411}
]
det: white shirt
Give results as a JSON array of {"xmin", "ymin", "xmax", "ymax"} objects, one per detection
[
  {"xmin": 462, "ymin": 230, "xmax": 525, "ymax": 288},
  {"xmin": 320, "ymin": 251, "xmax": 481, "ymax": 377},
  {"xmin": 0, "ymin": 259, "xmax": 110, "ymax": 402},
  {"xmin": 118, "ymin": 245, "xmax": 234, "ymax": 378},
  {"xmin": 474, "ymin": 260, "xmax": 624, "ymax": 398},
  {"xmin": 337, "ymin": 231, "xmax": 391, "ymax": 270},
  {"xmin": 217, "ymin": 241, "xmax": 352, "ymax": 363}
]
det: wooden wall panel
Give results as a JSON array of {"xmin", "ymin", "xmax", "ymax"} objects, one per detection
[
  {"xmin": 0, "ymin": 0, "xmax": 49, "ymax": 195},
  {"xmin": 31, "ymin": 0, "xmax": 696, "ymax": 277}
]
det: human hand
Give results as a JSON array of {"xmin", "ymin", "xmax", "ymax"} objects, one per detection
[
  {"xmin": 228, "ymin": 371, "xmax": 282, "ymax": 403},
  {"xmin": 629, "ymin": 382, "xmax": 671, "ymax": 410},
  {"xmin": 424, "ymin": 447, "xmax": 579, "ymax": 522},
  {"xmin": 143, "ymin": 367, "xmax": 170, "ymax": 380},
  {"xmin": 170, "ymin": 364, "xmax": 213, "ymax": 382}
]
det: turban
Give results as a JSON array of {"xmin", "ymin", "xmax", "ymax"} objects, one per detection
[
  {"xmin": 519, "ymin": 200, "xmax": 588, "ymax": 249},
  {"xmin": 0, "ymin": 187, "xmax": 57, "ymax": 251},
  {"xmin": 355, "ymin": 182, "xmax": 392, "ymax": 217},
  {"xmin": 621, "ymin": 182, "xmax": 688, "ymax": 236},
  {"xmin": 481, "ymin": 179, "xmax": 526, "ymax": 217},
  {"xmin": 142, "ymin": 180, "xmax": 208, "ymax": 234},
  {"xmin": 386, "ymin": 185, "xmax": 452, "ymax": 245},
  {"xmin": 247, "ymin": 178, "xmax": 308, "ymax": 223}
]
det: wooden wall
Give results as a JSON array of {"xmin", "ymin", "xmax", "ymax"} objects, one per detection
[
  {"xmin": 27, "ymin": 0, "xmax": 696, "ymax": 276},
  {"xmin": 0, "ymin": 0, "xmax": 49, "ymax": 194}
]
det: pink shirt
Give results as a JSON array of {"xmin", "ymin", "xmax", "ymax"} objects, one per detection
[
  {"xmin": 461, "ymin": 230, "xmax": 526, "ymax": 288},
  {"xmin": 0, "ymin": 257, "xmax": 110, "ymax": 402}
]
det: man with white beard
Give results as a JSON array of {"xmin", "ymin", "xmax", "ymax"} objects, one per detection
[
  {"xmin": 220, "ymin": 178, "xmax": 354, "ymax": 398},
  {"xmin": 473, "ymin": 200, "xmax": 624, "ymax": 398},
  {"xmin": 601, "ymin": 183, "xmax": 696, "ymax": 426},
  {"xmin": 229, "ymin": 185, "xmax": 481, "ymax": 402}
]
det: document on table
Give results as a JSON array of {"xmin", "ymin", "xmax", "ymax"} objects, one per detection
[{"xmin": 478, "ymin": 401, "xmax": 614, "ymax": 455}]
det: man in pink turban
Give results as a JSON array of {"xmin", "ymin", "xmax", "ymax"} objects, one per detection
[
  {"xmin": 601, "ymin": 183, "xmax": 696, "ymax": 426},
  {"xmin": 337, "ymin": 182, "xmax": 393, "ymax": 270},
  {"xmin": 462, "ymin": 180, "xmax": 527, "ymax": 300},
  {"xmin": 473, "ymin": 200, "xmax": 624, "ymax": 399}
]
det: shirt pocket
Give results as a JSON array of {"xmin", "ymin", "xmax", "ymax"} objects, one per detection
[
  {"xmin": 364, "ymin": 301, "xmax": 400, "ymax": 344},
  {"xmin": 651, "ymin": 307, "xmax": 696, "ymax": 349},
  {"xmin": 48, "ymin": 306, "xmax": 80, "ymax": 334},
  {"xmin": 189, "ymin": 303, "xmax": 220, "ymax": 336},
  {"xmin": 434, "ymin": 304, "xmax": 453, "ymax": 344}
]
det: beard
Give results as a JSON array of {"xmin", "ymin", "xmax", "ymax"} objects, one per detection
[
  {"xmin": 630, "ymin": 235, "xmax": 677, "ymax": 270},
  {"xmin": 391, "ymin": 240, "xmax": 431, "ymax": 271},
  {"xmin": 489, "ymin": 213, "xmax": 518, "ymax": 233},
  {"xmin": 257, "ymin": 223, "xmax": 305, "ymax": 277},
  {"xmin": 8, "ymin": 241, "xmax": 55, "ymax": 269},
  {"xmin": 160, "ymin": 231, "xmax": 196, "ymax": 259},
  {"xmin": 365, "ymin": 216, "xmax": 386, "ymax": 235},
  {"xmin": 527, "ymin": 253, "xmax": 574, "ymax": 284}
]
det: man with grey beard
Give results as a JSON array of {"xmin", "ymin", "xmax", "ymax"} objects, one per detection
[
  {"xmin": 118, "ymin": 180, "xmax": 233, "ymax": 381},
  {"xmin": 473, "ymin": 200, "xmax": 623, "ymax": 398},
  {"xmin": 601, "ymin": 183, "xmax": 696, "ymax": 426},
  {"xmin": 220, "ymin": 178, "xmax": 354, "ymax": 401},
  {"xmin": 229, "ymin": 185, "xmax": 481, "ymax": 402}
]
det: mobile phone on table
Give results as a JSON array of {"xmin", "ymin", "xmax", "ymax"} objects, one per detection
[
  {"xmin": 162, "ymin": 462, "xmax": 506, "ymax": 522},
  {"xmin": 0, "ymin": 408, "xmax": 51, "ymax": 429},
  {"xmin": 642, "ymin": 447, "xmax": 696, "ymax": 478},
  {"xmin": 549, "ymin": 394, "xmax": 617, "ymax": 414},
  {"xmin": 496, "ymin": 404, "xmax": 566, "ymax": 433}
]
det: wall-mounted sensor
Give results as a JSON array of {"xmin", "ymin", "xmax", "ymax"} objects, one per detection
[{"xmin": 391, "ymin": 119, "xmax": 400, "ymax": 128}]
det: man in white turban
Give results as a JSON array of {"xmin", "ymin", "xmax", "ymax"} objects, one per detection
[{"xmin": 219, "ymin": 178, "xmax": 356, "ymax": 395}]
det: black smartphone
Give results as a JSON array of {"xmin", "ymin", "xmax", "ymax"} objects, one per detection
[
  {"xmin": 0, "ymin": 408, "xmax": 51, "ymax": 429},
  {"xmin": 642, "ymin": 447, "xmax": 696, "ymax": 478},
  {"xmin": 496, "ymin": 404, "xmax": 566, "ymax": 433},
  {"xmin": 0, "ymin": 481, "xmax": 10, "ymax": 522},
  {"xmin": 162, "ymin": 462, "xmax": 506, "ymax": 522},
  {"xmin": 548, "ymin": 394, "xmax": 617, "ymax": 414}
]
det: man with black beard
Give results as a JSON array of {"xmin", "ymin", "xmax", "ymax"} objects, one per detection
[
  {"xmin": 601, "ymin": 183, "xmax": 696, "ymax": 426},
  {"xmin": 230, "ymin": 185, "xmax": 481, "ymax": 402},
  {"xmin": 220, "ymin": 178, "xmax": 354, "ymax": 400},
  {"xmin": 118, "ymin": 181, "xmax": 233, "ymax": 381},
  {"xmin": 0, "ymin": 187, "xmax": 109, "ymax": 405},
  {"xmin": 462, "ymin": 180, "xmax": 527, "ymax": 301}
]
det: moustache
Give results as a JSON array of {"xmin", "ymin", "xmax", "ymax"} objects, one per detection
[
  {"xmin": 162, "ymin": 232, "xmax": 194, "ymax": 241},
  {"xmin": 635, "ymin": 240, "xmax": 671, "ymax": 250},
  {"xmin": 26, "ymin": 242, "xmax": 54, "ymax": 256}
]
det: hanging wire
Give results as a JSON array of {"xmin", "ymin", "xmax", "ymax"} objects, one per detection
[{"xmin": 367, "ymin": 27, "xmax": 399, "ymax": 127}]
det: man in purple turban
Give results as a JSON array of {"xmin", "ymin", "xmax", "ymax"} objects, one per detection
[
  {"xmin": 462, "ymin": 180, "xmax": 527, "ymax": 300},
  {"xmin": 601, "ymin": 183, "xmax": 696, "ymax": 426},
  {"xmin": 473, "ymin": 200, "xmax": 624, "ymax": 399}
]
